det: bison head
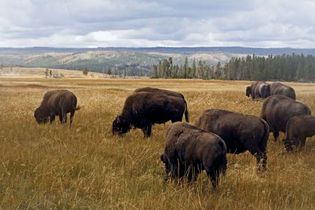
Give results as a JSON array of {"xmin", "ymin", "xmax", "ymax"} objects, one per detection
[
  {"xmin": 245, "ymin": 86, "xmax": 251, "ymax": 97},
  {"xmin": 34, "ymin": 107, "xmax": 49, "ymax": 124},
  {"xmin": 160, "ymin": 153, "xmax": 179, "ymax": 180},
  {"xmin": 112, "ymin": 115, "xmax": 131, "ymax": 136}
]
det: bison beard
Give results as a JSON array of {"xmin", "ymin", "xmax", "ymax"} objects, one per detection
[{"xmin": 161, "ymin": 122, "xmax": 227, "ymax": 189}]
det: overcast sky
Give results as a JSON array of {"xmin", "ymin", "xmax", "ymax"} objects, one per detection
[{"xmin": 0, "ymin": 0, "xmax": 314, "ymax": 48}]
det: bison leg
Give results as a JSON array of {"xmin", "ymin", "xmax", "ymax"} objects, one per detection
[
  {"xmin": 142, "ymin": 124, "xmax": 152, "ymax": 138},
  {"xmin": 59, "ymin": 109, "xmax": 67, "ymax": 124},
  {"xmin": 186, "ymin": 165, "xmax": 199, "ymax": 183},
  {"xmin": 273, "ymin": 130, "xmax": 279, "ymax": 141},
  {"xmin": 59, "ymin": 113, "xmax": 63, "ymax": 123},
  {"xmin": 299, "ymin": 137, "xmax": 307, "ymax": 149},
  {"xmin": 207, "ymin": 170, "xmax": 219, "ymax": 189},
  {"xmin": 251, "ymin": 149, "xmax": 267, "ymax": 171},
  {"xmin": 284, "ymin": 139, "xmax": 294, "ymax": 152},
  {"xmin": 70, "ymin": 111, "xmax": 75, "ymax": 126},
  {"xmin": 50, "ymin": 115, "xmax": 55, "ymax": 123}
]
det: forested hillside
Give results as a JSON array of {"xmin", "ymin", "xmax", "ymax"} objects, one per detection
[{"xmin": 153, "ymin": 54, "xmax": 315, "ymax": 81}]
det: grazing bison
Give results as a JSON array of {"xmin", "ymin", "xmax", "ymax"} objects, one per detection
[
  {"xmin": 246, "ymin": 81, "xmax": 270, "ymax": 99},
  {"xmin": 270, "ymin": 82, "xmax": 296, "ymax": 100},
  {"xmin": 284, "ymin": 115, "xmax": 315, "ymax": 151},
  {"xmin": 195, "ymin": 109, "xmax": 269, "ymax": 171},
  {"xmin": 261, "ymin": 95, "xmax": 311, "ymax": 141},
  {"xmin": 161, "ymin": 122, "xmax": 227, "ymax": 189},
  {"xmin": 112, "ymin": 91, "xmax": 189, "ymax": 137},
  {"xmin": 34, "ymin": 90, "xmax": 79, "ymax": 126}
]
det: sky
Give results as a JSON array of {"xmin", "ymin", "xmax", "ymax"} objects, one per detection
[{"xmin": 0, "ymin": 0, "xmax": 314, "ymax": 48}]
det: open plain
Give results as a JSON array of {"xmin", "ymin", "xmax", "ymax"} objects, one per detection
[{"xmin": 0, "ymin": 69, "xmax": 314, "ymax": 209}]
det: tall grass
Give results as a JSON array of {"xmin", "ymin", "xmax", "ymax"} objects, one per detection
[{"xmin": 0, "ymin": 78, "xmax": 314, "ymax": 209}]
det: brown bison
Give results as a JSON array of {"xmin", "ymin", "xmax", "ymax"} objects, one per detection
[
  {"xmin": 261, "ymin": 95, "xmax": 311, "ymax": 141},
  {"xmin": 284, "ymin": 115, "xmax": 315, "ymax": 151},
  {"xmin": 34, "ymin": 90, "xmax": 79, "ymax": 126},
  {"xmin": 112, "ymin": 91, "xmax": 189, "ymax": 137},
  {"xmin": 195, "ymin": 109, "xmax": 269, "ymax": 171},
  {"xmin": 161, "ymin": 122, "xmax": 227, "ymax": 189},
  {"xmin": 269, "ymin": 82, "xmax": 296, "ymax": 100},
  {"xmin": 246, "ymin": 81, "xmax": 270, "ymax": 99}
]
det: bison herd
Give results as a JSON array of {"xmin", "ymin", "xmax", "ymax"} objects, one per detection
[{"xmin": 34, "ymin": 82, "xmax": 315, "ymax": 190}]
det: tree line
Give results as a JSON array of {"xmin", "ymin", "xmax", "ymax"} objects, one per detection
[{"xmin": 151, "ymin": 54, "xmax": 315, "ymax": 81}]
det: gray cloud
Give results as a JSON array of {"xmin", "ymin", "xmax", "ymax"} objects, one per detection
[{"xmin": 0, "ymin": 0, "xmax": 314, "ymax": 47}]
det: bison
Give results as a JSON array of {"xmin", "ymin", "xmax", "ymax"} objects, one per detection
[
  {"xmin": 246, "ymin": 81, "xmax": 270, "ymax": 99},
  {"xmin": 160, "ymin": 122, "xmax": 227, "ymax": 189},
  {"xmin": 261, "ymin": 95, "xmax": 311, "ymax": 141},
  {"xmin": 284, "ymin": 115, "xmax": 315, "ymax": 151},
  {"xmin": 195, "ymin": 109, "xmax": 269, "ymax": 171},
  {"xmin": 34, "ymin": 90, "xmax": 80, "ymax": 126},
  {"xmin": 112, "ymin": 91, "xmax": 189, "ymax": 137},
  {"xmin": 269, "ymin": 82, "xmax": 296, "ymax": 100}
]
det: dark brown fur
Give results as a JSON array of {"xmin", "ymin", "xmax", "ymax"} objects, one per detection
[
  {"xmin": 270, "ymin": 82, "xmax": 296, "ymax": 100},
  {"xmin": 34, "ymin": 90, "xmax": 79, "ymax": 126},
  {"xmin": 161, "ymin": 122, "xmax": 227, "ymax": 189},
  {"xmin": 284, "ymin": 115, "xmax": 315, "ymax": 151},
  {"xmin": 112, "ymin": 91, "xmax": 189, "ymax": 137},
  {"xmin": 134, "ymin": 87, "xmax": 189, "ymax": 122},
  {"xmin": 195, "ymin": 109, "xmax": 269, "ymax": 171},
  {"xmin": 261, "ymin": 95, "xmax": 311, "ymax": 141},
  {"xmin": 246, "ymin": 81, "xmax": 270, "ymax": 99}
]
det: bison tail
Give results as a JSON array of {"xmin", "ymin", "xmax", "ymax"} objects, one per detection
[
  {"xmin": 217, "ymin": 140, "xmax": 228, "ymax": 176},
  {"xmin": 184, "ymin": 100, "xmax": 189, "ymax": 122},
  {"xmin": 260, "ymin": 119, "xmax": 270, "ymax": 151},
  {"xmin": 76, "ymin": 105, "xmax": 81, "ymax": 111}
]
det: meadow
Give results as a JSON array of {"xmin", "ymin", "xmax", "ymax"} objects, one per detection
[{"xmin": 0, "ymin": 73, "xmax": 314, "ymax": 209}]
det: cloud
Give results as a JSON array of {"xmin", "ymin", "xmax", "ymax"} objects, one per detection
[{"xmin": 0, "ymin": 0, "xmax": 314, "ymax": 47}]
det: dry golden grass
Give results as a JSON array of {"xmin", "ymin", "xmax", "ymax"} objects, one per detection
[{"xmin": 0, "ymin": 74, "xmax": 315, "ymax": 209}]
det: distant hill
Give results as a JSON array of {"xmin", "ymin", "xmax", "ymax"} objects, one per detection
[{"xmin": 1, "ymin": 47, "xmax": 315, "ymax": 76}]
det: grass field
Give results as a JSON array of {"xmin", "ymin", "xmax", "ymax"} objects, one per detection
[{"xmin": 0, "ymin": 74, "xmax": 315, "ymax": 209}]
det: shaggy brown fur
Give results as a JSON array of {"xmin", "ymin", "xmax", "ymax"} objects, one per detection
[
  {"xmin": 269, "ymin": 82, "xmax": 296, "ymax": 100},
  {"xmin": 195, "ymin": 109, "xmax": 269, "ymax": 171},
  {"xmin": 112, "ymin": 91, "xmax": 189, "ymax": 137},
  {"xmin": 134, "ymin": 87, "xmax": 189, "ymax": 122},
  {"xmin": 246, "ymin": 81, "xmax": 270, "ymax": 99},
  {"xmin": 284, "ymin": 115, "xmax": 315, "ymax": 151}
]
